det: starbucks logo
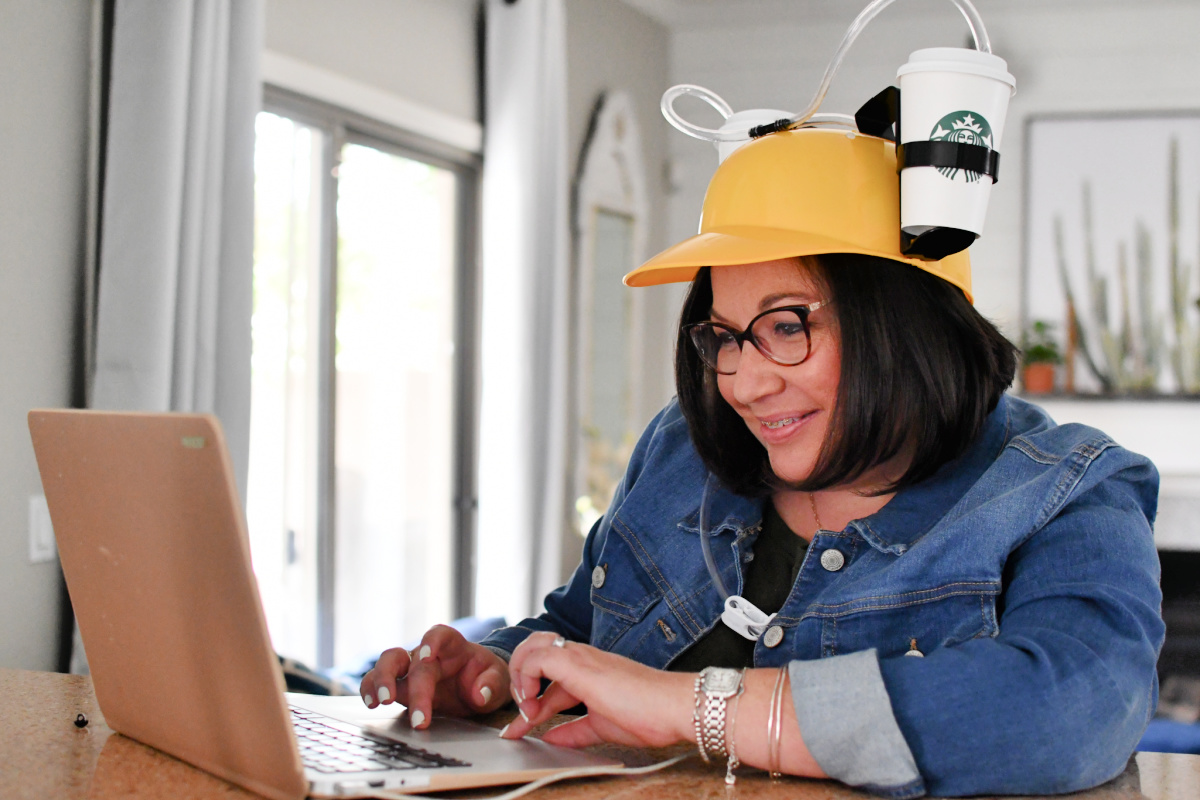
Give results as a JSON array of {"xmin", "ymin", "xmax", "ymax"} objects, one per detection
[{"xmin": 930, "ymin": 111, "xmax": 993, "ymax": 183}]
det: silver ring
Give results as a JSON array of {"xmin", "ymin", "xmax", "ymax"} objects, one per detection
[{"xmin": 551, "ymin": 635, "xmax": 567, "ymax": 649}]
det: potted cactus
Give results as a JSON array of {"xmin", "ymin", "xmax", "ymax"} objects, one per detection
[{"xmin": 1021, "ymin": 320, "xmax": 1061, "ymax": 394}]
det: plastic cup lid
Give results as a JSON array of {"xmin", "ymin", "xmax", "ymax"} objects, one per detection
[{"xmin": 897, "ymin": 47, "xmax": 1015, "ymax": 89}]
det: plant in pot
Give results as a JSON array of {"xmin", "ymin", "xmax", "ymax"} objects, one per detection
[{"xmin": 1021, "ymin": 320, "xmax": 1061, "ymax": 394}]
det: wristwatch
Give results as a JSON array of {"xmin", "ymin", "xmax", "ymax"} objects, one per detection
[{"xmin": 693, "ymin": 666, "xmax": 744, "ymax": 763}]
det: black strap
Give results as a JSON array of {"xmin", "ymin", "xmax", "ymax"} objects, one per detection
[
  {"xmin": 854, "ymin": 86, "xmax": 900, "ymax": 142},
  {"xmin": 899, "ymin": 140, "xmax": 1000, "ymax": 183},
  {"xmin": 855, "ymin": 86, "xmax": 1001, "ymax": 183}
]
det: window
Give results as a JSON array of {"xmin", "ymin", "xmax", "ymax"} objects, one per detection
[{"xmin": 248, "ymin": 89, "xmax": 479, "ymax": 670}]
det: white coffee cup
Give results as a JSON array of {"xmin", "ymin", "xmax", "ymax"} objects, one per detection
[{"xmin": 896, "ymin": 47, "xmax": 1016, "ymax": 248}]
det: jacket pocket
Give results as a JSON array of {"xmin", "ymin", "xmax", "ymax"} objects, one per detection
[
  {"xmin": 589, "ymin": 520, "xmax": 663, "ymax": 652},
  {"xmin": 803, "ymin": 581, "xmax": 1000, "ymax": 659}
]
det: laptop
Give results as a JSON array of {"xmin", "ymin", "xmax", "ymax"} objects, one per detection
[{"xmin": 28, "ymin": 409, "xmax": 624, "ymax": 799}]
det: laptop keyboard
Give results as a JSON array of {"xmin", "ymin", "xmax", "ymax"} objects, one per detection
[{"xmin": 290, "ymin": 706, "xmax": 471, "ymax": 774}]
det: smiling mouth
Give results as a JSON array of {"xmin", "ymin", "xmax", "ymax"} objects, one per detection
[{"xmin": 761, "ymin": 411, "xmax": 814, "ymax": 430}]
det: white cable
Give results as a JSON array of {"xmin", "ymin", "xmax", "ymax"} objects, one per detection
[
  {"xmin": 370, "ymin": 753, "xmax": 693, "ymax": 800},
  {"xmin": 661, "ymin": 0, "xmax": 991, "ymax": 143}
]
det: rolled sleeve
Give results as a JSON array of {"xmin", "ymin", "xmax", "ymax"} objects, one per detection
[{"xmin": 791, "ymin": 650, "xmax": 925, "ymax": 798}]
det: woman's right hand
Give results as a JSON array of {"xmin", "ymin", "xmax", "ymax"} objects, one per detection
[{"xmin": 359, "ymin": 624, "xmax": 510, "ymax": 729}]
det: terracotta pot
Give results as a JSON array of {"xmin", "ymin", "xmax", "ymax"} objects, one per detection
[{"xmin": 1022, "ymin": 362, "xmax": 1056, "ymax": 394}]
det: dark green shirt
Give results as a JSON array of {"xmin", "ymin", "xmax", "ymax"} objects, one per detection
[{"xmin": 670, "ymin": 500, "xmax": 809, "ymax": 671}]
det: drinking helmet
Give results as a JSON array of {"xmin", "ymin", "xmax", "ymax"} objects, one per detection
[{"xmin": 623, "ymin": 127, "xmax": 973, "ymax": 302}]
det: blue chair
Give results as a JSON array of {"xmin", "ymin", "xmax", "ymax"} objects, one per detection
[{"xmin": 1138, "ymin": 719, "xmax": 1200, "ymax": 754}]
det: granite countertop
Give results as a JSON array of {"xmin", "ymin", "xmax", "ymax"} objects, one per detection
[{"xmin": 1, "ymin": 668, "xmax": 1196, "ymax": 800}]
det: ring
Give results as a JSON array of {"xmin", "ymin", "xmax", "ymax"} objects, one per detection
[{"xmin": 552, "ymin": 635, "xmax": 567, "ymax": 649}]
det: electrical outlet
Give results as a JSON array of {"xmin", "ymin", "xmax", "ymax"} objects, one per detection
[{"xmin": 29, "ymin": 494, "xmax": 56, "ymax": 564}]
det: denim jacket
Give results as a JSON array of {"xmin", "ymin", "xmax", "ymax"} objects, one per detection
[{"xmin": 480, "ymin": 394, "xmax": 1164, "ymax": 797}]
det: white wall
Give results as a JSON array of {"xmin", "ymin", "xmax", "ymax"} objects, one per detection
[
  {"xmin": 264, "ymin": 0, "xmax": 480, "ymax": 123},
  {"xmin": 0, "ymin": 1, "xmax": 92, "ymax": 670},
  {"xmin": 664, "ymin": 0, "xmax": 1200, "ymax": 545},
  {"xmin": 567, "ymin": 0, "xmax": 673, "ymax": 412},
  {"xmin": 562, "ymin": 0, "xmax": 672, "ymax": 578}
]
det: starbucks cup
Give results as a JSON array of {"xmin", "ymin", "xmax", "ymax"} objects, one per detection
[{"xmin": 896, "ymin": 47, "xmax": 1015, "ymax": 257}]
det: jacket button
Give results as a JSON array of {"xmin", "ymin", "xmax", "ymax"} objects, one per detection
[
  {"xmin": 591, "ymin": 565, "xmax": 606, "ymax": 589},
  {"xmin": 763, "ymin": 625, "xmax": 784, "ymax": 648},
  {"xmin": 820, "ymin": 549, "xmax": 845, "ymax": 572}
]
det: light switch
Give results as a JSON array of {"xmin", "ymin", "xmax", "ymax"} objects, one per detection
[{"xmin": 29, "ymin": 494, "xmax": 56, "ymax": 564}]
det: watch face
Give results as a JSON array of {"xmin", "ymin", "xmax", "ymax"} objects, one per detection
[{"xmin": 701, "ymin": 667, "xmax": 742, "ymax": 695}]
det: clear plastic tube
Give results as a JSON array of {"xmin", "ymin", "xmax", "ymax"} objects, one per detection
[
  {"xmin": 697, "ymin": 472, "xmax": 731, "ymax": 600},
  {"xmin": 662, "ymin": 0, "xmax": 992, "ymax": 143}
]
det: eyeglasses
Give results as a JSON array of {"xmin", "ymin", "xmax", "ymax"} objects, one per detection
[{"xmin": 684, "ymin": 301, "xmax": 829, "ymax": 375}]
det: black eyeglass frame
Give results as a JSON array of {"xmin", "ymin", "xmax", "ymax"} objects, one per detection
[{"xmin": 683, "ymin": 301, "xmax": 829, "ymax": 375}]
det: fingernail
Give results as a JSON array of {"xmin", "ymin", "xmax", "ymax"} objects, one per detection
[
  {"xmin": 418, "ymin": 645, "xmax": 431, "ymax": 660},
  {"xmin": 363, "ymin": 694, "xmax": 374, "ymax": 707},
  {"xmin": 480, "ymin": 686, "xmax": 492, "ymax": 704},
  {"xmin": 498, "ymin": 723, "xmax": 510, "ymax": 737},
  {"xmin": 518, "ymin": 706, "xmax": 529, "ymax": 723},
  {"xmin": 411, "ymin": 709, "xmax": 426, "ymax": 728},
  {"xmin": 512, "ymin": 685, "xmax": 525, "ymax": 704},
  {"xmin": 377, "ymin": 686, "xmax": 391, "ymax": 703}
]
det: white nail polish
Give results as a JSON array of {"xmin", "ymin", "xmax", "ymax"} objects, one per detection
[
  {"xmin": 418, "ymin": 644, "xmax": 432, "ymax": 660},
  {"xmin": 411, "ymin": 709, "xmax": 426, "ymax": 728},
  {"xmin": 481, "ymin": 686, "xmax": 492, "ymax": 704},
  {"xmin": 498, "ymin": 723, "xmax": 510, "ymax": 737},
  {"xmin": 377, "ymin": 686, "xmax": 391, "ymax": 703},
  {"xmin": 363, "ymin": 694, "xmax": 374, "ymax": 707},
  {"xmin": 518, "ymin": 706, "xmax": 529, "ymax": 723}
]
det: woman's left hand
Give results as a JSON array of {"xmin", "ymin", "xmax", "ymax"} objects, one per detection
[{"xmin": 501, "ymin": 631, "xmax": 694, "ymax": 749}]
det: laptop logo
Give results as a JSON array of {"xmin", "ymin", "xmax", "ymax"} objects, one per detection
[{"xmin": 181, "ymin": 437, "xmax": 206, "ymax": 449}]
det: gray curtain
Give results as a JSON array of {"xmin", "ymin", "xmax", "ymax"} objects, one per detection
[
  {"xmin": 92, "ymin": 0, "xmax": 260, "ymax": 498},
  {"xmin": 75, "ymin": 0, "xmax": 262, "ymax": 674},
  {"xmin": 476, "ymin": 0, "xmax": 572, "ymax": 622}
]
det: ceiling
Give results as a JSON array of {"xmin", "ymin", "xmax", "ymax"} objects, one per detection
[{"xmin": 620, "ymin": 0, "xmax": 1175, "ymax": 31}]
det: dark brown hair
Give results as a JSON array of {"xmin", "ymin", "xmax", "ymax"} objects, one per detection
[{"xmin": 675, "ymin": 255, "xmax": 1018, "ymax": 496}]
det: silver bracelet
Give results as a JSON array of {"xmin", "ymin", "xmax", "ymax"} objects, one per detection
[
  {"xmin": 767, "ymin": 665, "xmax": 788, "ymax": 778},
  {"xmin": 693, "ymin": 667, "xmax": 744, "ymax": 766},
  {"xmin": 725, "ymin": 678, "xmax": 744, "ymax": 786},
  {"xmin": 692, "ymin": 673, "xmax": 711, "ymax": 763}
]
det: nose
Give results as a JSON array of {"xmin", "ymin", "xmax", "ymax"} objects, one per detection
[{"xmin": 730, "ymin": 340, "xmax": 786, "ymax": 406}]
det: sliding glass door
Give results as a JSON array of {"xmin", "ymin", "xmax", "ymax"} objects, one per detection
[{"xmin": 248, "ymin": 92, "xmax": 479, "ymax": 670}]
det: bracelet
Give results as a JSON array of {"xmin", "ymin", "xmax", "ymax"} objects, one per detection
[
  {"xmin": 693, "ymin": 667, "xmax": 744, "ymax": 768},
  {"xmin": 724, "ymin": 671, "xmax": 746, "ymax": 786},
  {"xmin": 692, "ymin": 673, "xmax": 710, "ymax": 763},
  {"xmin": 767, "ymin": 665, "xmax": 788, "ymax": 778}
]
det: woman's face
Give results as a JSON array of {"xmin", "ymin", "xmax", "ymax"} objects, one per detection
[{"xmin": 710, "ymin": 258, "xmax": 840, "ymax": 484}]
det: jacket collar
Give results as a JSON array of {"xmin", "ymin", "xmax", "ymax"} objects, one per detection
[
  {"xmin": 677, "ymin": 476, "xmax": 763, "ymax": 539},
  {"xmin": 852, "ymin": 394, "xmax": 1017, "ymax": 554},
  {"xmin": 668, "ymin": 394, "xmax": 1032, "ymax": 553}
]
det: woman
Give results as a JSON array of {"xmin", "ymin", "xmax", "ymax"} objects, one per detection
[{"xmin": 360, "ymin": 128, "xmax": 1163, "ymax": 797}]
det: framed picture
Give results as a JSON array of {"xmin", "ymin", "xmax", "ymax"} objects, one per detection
[{"xmin": 1023, "ymin": 112, "xmax": 1200, "ymax": 396}]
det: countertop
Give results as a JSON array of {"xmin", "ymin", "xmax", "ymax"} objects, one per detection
[{"xmin": 2, "ymin": 668, "xmax": 1197, "ymax": 800}]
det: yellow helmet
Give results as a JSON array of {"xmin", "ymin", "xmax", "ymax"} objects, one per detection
[{"xmin": 623, "ymin": 127, "xmax": 973, "ymax": 302}]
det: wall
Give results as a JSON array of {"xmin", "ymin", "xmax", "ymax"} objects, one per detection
[
  {"xmin": 665, "ymin": 0, "xmax": 1200, "ymax": 546},
  {"xmin": 0, "ymin": 0, "xmax": 92, "ymax": 670},
  {"xmin": 567, "ymin": 0, "xmax": 673, "ymax": 410},
  {"xmin": 563, "ymin": 0, "xmax": 673, "ymax": 577},
  {"xmin": 264, "ymin": 0, "xmax": 480, "ymax": 123}
]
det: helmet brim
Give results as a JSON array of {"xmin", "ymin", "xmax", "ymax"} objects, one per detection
[{"xmin": 625, "ymin": 226, "xmax": 973, "ymax": 303}]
